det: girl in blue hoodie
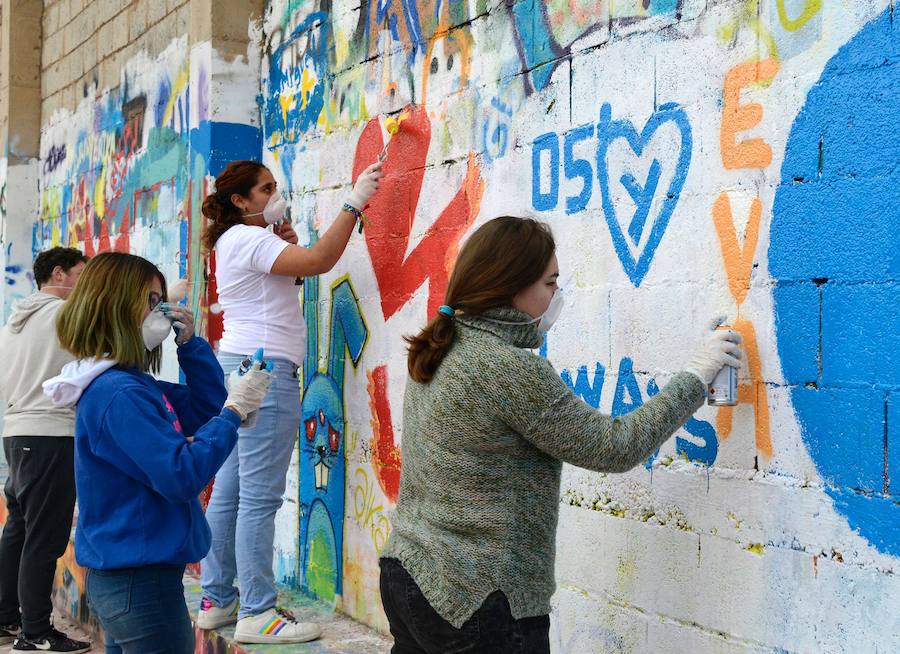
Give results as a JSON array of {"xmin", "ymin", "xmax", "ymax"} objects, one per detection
[{"xmin": 47, "ymin": 253, "xmax": 272, "ymax": 654}]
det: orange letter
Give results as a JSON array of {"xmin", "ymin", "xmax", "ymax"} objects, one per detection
[
  {"xmin": 720, "ymin": 59, "xmax": 779, "ymax": 169},
  {"xmin": 715, "ymin": 319, "xmax": 772, "ymax": 459},
  {"xmin": 712, "ymin": 192, "xmax": 762, "ymax": 306}
]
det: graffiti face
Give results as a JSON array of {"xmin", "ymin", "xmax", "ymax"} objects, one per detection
[
  {"xmin": 302, "ymin": 375, "xmax": 344, "ymax": 493},
  {"xmin": 423, "ymin": 31, "xmax": 470, "ymax": 118}
]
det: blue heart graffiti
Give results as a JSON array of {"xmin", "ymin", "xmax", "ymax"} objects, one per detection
[{"xmin": 595, "ymin": 102, "xmax": 692, "ymax": 287}]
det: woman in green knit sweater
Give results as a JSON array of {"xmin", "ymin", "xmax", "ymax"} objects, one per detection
[{"xmin": 379, "ymin": 216, "xmax": 742, "ymax": 653}]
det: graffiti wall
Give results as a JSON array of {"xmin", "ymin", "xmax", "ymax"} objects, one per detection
[
  {"xmin": 0, "ymin": 0, "xmax": 895, "ymax": 651},
  {"xmin": 258, "ymin": 0, "xmax": 900, "ymax": 650},
  {"xmin": 35, "ymin": 37, "xmax": 262, "ymax": 370}
]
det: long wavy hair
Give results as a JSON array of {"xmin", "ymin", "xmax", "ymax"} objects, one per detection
[
  {"xmin": 405, "ymin": 216, "xmax": 556, "ymax": 383},
  {"xmin": 56, "ymin": 252, "xmax": 168, "ymax": 373}
]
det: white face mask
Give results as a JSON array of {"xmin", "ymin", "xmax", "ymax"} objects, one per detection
[
  {"xmin": 142, "ymin": 308, "xmax": 171, "ymax": 351},
  {"xmin": 537, "ymin": 288, "xmax": 564, "ymax": 333},
  {"xmin": 483, "ymin": 288, "xmax": 565, "ymax": 334},
  {"xmin": 246, "ymin": 194, "xmax": 288, "ymax": 225}
]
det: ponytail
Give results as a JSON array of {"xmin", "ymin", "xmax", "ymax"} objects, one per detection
[
  {"xmin": 405, "ymin": 309, "xmax": 456, "ymax": 383},
  {"xmin": 201, "ymin": 193, "xmax": 243, "ymax": 252},
  {"xmin": 405, "ymin": 216, "xmax": 556, "ymax": 385}
]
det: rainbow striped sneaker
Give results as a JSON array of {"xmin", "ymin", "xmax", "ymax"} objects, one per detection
[
  {"xmin": 196, "ymin": 596, "xmax": 239, "ymax": 630},
  {"xmin": 233, "ymin": 607, "xmax": 321, "ymax": 644}
]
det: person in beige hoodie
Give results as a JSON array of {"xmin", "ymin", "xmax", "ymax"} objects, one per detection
[{"xmin": 0, "ymin": 247, "xmax": 91, "ymax": 653}]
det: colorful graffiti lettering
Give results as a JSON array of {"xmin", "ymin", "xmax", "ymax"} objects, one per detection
[
  {"xmin": 563, "ymin": 358, "xmax": 718, "ymax": 466},
  {"xmin": 300, "ymin": 274, "xmax": 368, "ymax": 602},
  {"xmin": 709, "ymin": 52, "xmax": 777, "ymax": 458},
  {"xmin": 351, "ymin": 466, "xmax": 392, "ymax": 554},
  {"xmin": 532, "ymin": 102, "xmax": 692, "ymax": 287},
  {"xmin": 263, "ymin": 12, "xmax": 329, "ymax": 149}
]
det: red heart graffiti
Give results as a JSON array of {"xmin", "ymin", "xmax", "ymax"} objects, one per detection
[{"xmin": 352, "ymin": 104, "xmax": 484, "ymax": 320}]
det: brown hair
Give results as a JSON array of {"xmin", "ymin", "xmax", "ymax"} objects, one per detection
[
  {"xmin": 405, "ymin": 216, "xmax": 555, "ymax": 383},
  {"xmin": 201, "ymin": 160, "xmax": 268, "ymax": 252},
  {"xmin": 57, "ymin": 252, "xmax": 168, "ymax": 373}
]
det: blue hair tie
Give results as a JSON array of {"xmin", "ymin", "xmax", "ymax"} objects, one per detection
[{"xmin": 438, "ymin": 305, "xmax": 454, "ymax": 318}]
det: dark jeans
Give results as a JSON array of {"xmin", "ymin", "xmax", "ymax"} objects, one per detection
[
  {"xmin": 86, "ymin": 566, "xmax": 193, "ymax": 654},
  {"xmin": 379, "ymin": 558, "xmax": 550, "ymax": 654},
  {"xmin": 0, "ymin": 437, "xmax": 76, "ymax": 637}
]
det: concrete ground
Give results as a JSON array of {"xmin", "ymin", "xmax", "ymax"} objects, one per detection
[
  {"xmin": 0, "ymin": 610, "xmax": 96, "ymax": 654},
  {"xmin": 185, "ymin": 577, "xmax": 392, "ymax": 653},
  {"xmin": 0, "ymin": 582, "xmax": 391, "ymax": 654}
]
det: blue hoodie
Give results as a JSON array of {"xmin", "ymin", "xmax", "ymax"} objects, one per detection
[{"xmin": 68, "ymin": 336, "xmax": 241, "ymax": 569}]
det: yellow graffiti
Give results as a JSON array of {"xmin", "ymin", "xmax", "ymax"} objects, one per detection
[
  {"xmin": 300, "ymin": 68, "xmax": 317, "ymax": 110},
  {"xmin": 352, "ymin": 467, "xmax": 391, "ymax": 554},
  {"xmin": 93, "ymin": 168, "xmax": 107, "ymax": 218},
  {"xmin": 776, "ymin": 0, "xmax": 821, "ymax": 32},
  {"xmin": 162, "ymin": 65, "xmax": 190, "ymax": 127},
  {"xmin": 718, "ymin": 0, "xmax": 779, "ymax": 61},
  {"xmin": 278, "ymin": 92, "xmax": 295, "ymax": 138}
]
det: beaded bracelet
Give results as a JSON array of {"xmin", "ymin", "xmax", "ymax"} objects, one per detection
[{"xmin": 342, "ymin": 202, "xmax": 369, "ymax": 233}]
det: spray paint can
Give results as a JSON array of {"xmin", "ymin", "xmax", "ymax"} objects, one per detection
[
  {"xmin": 707, "ymin": 364, "xmax": 737, "ymax": 406},
  {"xmin": 707, "ymin": 324, "xmax": 738, "ymax": 405}
]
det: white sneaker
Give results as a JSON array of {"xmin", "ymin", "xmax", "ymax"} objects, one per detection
[
  {"xmin": 196, "ymin": 596, "xmax": 239, "ymax": 630},
  {"xmin": 233, "ymin": 607, "xmax": 322, "ymax": 644}
]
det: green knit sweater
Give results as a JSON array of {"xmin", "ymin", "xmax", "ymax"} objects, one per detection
[{"xmin": 381, "ymin": 307, "xmax": 705, "ymax": 628}]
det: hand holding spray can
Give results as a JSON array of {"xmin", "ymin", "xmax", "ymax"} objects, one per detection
[
  {"xmin": 237, "ymin": 348, "xmax": 274, "ymax": 427},
  {"xmin": 707, "ymin": 325, "xmax": 738, "ymax": 406}
]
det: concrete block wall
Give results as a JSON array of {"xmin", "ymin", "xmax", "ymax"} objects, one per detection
[
  {"xmin": 40, "ymin": 0, "xmax": 191, "ymax": 121},
  {"xmin": 1, "ymin": 0, "xmax": 898, "ymax": 652}
]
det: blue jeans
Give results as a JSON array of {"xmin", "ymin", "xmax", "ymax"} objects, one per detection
[
  {"xmin": 86, "ymin": 565, "xmax": 192, "ymax": 654},
  {"xmin": 200, "ymin": 352, "xmax": 300, "ymax": 619}
]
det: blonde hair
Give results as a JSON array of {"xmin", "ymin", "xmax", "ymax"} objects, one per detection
[{"xmin": 56, "ymin": 252, "xmax": 168, "ymax": 373}]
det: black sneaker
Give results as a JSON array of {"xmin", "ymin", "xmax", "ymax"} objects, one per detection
[
  {"xmin": 12, "ymin": 628, "xmax": 91, "ymax": 653},
  {"xmin": 0, "ymin": 621, "xmax": 21, "ymax": 645}
]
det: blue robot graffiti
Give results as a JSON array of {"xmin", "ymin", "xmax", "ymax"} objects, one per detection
[{"xmin": 299, "ymin": 273, "xmax": 368, "ymax": 602}]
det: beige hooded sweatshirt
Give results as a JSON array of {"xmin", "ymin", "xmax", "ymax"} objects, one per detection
[{"xmin": 0, "ymin": 292, "xmax": 76, "ymax": 436}]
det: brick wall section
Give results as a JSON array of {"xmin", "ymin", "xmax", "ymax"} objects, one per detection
[{"xmin": 41, "ymin": 0, "xmax": 189, "ymax": 122}]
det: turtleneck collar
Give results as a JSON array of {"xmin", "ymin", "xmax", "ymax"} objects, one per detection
[{"xmin": 455, "ymin": 306, "xmax": 543, "ymax": 350}]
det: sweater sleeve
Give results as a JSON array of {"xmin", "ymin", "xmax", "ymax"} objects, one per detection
[
  {"xmin": 487, "ymin": 352, "xmax": 706, "ymax": 473},
  {"xmin": 94, "ymin": 385, "xmax": 241, "ymax": 503},
  {"xmin": 156, "ymin": 336, "xmax": 227, "ymax": 435}
]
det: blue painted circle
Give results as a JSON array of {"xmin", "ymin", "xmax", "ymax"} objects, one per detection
[{"xmin": 770, "ymin": 9, "xmax": 899, "ymax": 556}]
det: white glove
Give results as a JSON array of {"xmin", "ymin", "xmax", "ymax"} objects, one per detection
[
  {"xmin": 224, "ymin": 363, "xmax": 272, "ymax": 426},
  {"xmin": 344, "ymin": 161, "xmax": 384, "ymax": 210},
  {"xmin": 684, "ymin": 318, "xmax": 743, "ymax": 385}
]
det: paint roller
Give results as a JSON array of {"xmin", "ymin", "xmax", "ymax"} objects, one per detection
[
  {"xmin": 378, "ymin": 111, "xmax": 410, "ymax": 162},
  {"xmin": 351, "ymin": 112, "xmax": 411, "ymax": 235}
]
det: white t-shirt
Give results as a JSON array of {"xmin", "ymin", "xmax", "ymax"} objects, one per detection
[{"xmin": 214, "ymin": 224, "xmax": 306, "ymax": 365}]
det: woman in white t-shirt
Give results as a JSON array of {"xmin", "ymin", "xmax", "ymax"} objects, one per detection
[{"xmin": 196, "ymin": 159, "xmax": 383, "ymax": 644}]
